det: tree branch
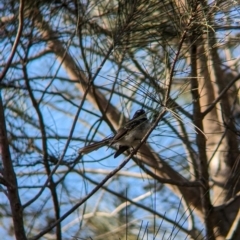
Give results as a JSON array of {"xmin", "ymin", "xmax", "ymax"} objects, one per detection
[
  {"xmin": 0, "ymin": 0, "xmax": 24, "ymax": 82},
  {"xmin": 0, "ymin": 93, "xmax": 27, "ymax": 239},
  {"xmin": 202, "ymin": 73, "xmax": 240, "ymax": 117},
  {"xmin": 191, "ymin": 40, "xmax": 215, "ymax": 239}
]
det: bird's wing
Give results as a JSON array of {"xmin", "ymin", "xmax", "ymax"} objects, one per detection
[
  {"xmin": 109, "ymin": 116, "xmax": 147, "ymax": 147},
  {"xmin": 114, "ymin": 146, "xmax": 129, "ymax": 158},
  {"xmin": 109, "ymin": 127, "xmax": 128, "ymax": 147}
]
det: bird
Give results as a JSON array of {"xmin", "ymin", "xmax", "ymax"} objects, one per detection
[{"xmin": 78, "ymin": 109, "xmax": 150, "ymax": 158}]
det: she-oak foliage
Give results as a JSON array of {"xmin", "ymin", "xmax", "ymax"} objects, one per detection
[{"xmin": 0, "ymin": 0, "xmax": 240, "ymax": 239}]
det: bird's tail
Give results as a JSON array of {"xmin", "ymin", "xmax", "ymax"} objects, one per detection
[{"xmin": 78, "ymin": 137, "xmax": 113, "ymax": 155}]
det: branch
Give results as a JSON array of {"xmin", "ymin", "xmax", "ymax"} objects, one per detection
[
  {"xmin": 202, "ymin": 73, "xmax": 240, "ymax": 117},
  {"xmin": 138, "ymin": 163, "xmax": 201, "ymax": 187},
  {"xmin": 226, "ymin": 208, "xmax": 240, "ymax": 239},
  {"xmin": 79, "ymin": 173, "xmax": 198, "ymax": 238},
  {"xmin": 190, "ymin": 39, "xmax": 215, "ymax": 239},
  {"xmin": 214, "ymin": 191, "xmax": 240, "ymax": 211},
  {"xmin": 30, "ymin": 153, "xmax": 132, "ymax": 240},
  {"xmin": 22, "ymin": 62, "xmax": 62, "ymax": 239},
  {"xmin": 0, "ymin": 93, "xmax": 27, "ymax": 239},
  {"xmin": 0, "ymin": 0, "xmax": 24, "ymax": 82}
]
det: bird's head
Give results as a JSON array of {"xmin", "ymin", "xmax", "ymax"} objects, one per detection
[{"xmin": 132, "ymin": 109, "xmax": 146, "ymax": 119}]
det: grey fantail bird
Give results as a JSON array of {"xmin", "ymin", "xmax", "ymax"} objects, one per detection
[{"xmin": 78, "ymin": 109, "xmax": 150, "ymax": 158}]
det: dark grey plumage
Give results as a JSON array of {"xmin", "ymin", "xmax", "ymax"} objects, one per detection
[{"xmin": 78, "ymin": 109, "xmax": 150, "ymax": 158}]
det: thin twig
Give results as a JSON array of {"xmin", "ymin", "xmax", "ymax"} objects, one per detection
[
  {"xmin": 165, "ymin": 13, "xmax": 194, "ymax": 106},
  {"xmin": 0, "ymin": 0, "xmax": 24, "ymax": 82},
  {"xmin": 202, "ymin": 73, "xmax": 240, "ymax": 117},
  {"xmin": 29, "ymin": 155, "xmax": 132, "ymax": 240}
]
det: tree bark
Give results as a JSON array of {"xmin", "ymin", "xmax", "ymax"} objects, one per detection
[{"xmin": 0, "ymin": 93, "xmax": 27, "ymax": 240}]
